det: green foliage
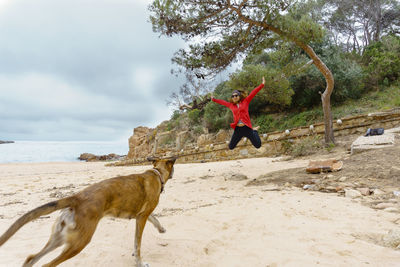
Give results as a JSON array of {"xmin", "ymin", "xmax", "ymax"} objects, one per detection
[
  {"xmin": 362, "ymin": 35, "xmax": 400, "ymax": 88},
  {"xmin": 325, "ymin": 142, "xmax": 335, "ymax": 152},
  {"xmin": 171, "ymin": 110, "xmax": 181, "ymax": 120},
  {"xmin": 192, "ymin": 125, "xmax": 204, "ymax": 135},
  {"xmin": 254, "ymin": 114, "xmax": 278, "ymax": 133},
  {"xmin": 227, "ymin": 64, "xmax": 294, "ymax": 112},
  {"xmin": 167, "ymin": 110, "xmax": 182, "ymax": 131},
  {"xmin": 188, "ymin": 109, "xmax": 202, "ymax": 124},
  {"xmin": 151, "ymin": 0, "xmax": 400, "ymax": 139},
  {"xmin": 254, "ymin": 109, "xmax": 324, "ymax": 133},
  {"xmin": 150, "ymin": 0, "xmax": 328, "ymax": 77},
  {"xmin": 158, "ymin": 133, "xmax": 175, "ymax": 147},
  {"xmin": 290, "ymin": 41, "xmax": 365, "ymax": 107},
  {"xmin": 276, "ymin": 13, "xmax": 325, "ymax": 44},
  {"xmin": 203, "ymin": 102, "xmax": 231, "ymax": 132}
]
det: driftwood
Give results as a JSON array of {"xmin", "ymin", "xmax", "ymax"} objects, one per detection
[{"xmin": 179, "ymin": 96, "xmax": 212, "ymax": 111}]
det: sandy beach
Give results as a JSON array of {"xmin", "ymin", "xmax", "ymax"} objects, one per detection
[{"xmin": 0, "ymin": 158, "xmax": 399, "ymax": 267}]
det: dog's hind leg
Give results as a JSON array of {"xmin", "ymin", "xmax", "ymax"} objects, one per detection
[
  {"xmin": 41, "ymin": 226, "xmax": 95, "ymax": 267},
  {"xmin": 148, "ymin": 214, "xmax": 165, "ymax": 233},
  {"xmin": 23, "ymin": 209, "xmax": 75, "ymax": 267},
  {"xmin": 23, "ymin": 229, "xmax": 64, "ymax": 267},
  {"xmin": 42, "ymin": 212, "xmax": 99, "ymax": 267}
]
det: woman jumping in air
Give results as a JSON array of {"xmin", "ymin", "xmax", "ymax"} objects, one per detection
[{"xmin": 211, "ymin": 77, "xmax": 265, "ymax": 150}]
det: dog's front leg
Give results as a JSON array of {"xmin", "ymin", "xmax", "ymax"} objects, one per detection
[
  {"xmin": 133, "ymin": 214, "xmax": 150, "ymax": 267},
  {"xmin": 148, "ymin": 214, "xmax": 166, "ymax": 233}
]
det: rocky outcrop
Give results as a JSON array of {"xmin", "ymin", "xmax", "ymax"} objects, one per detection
[
  {"xmin": 78, "ymin": 153, "xmax": 123, "ymax": 162},
  {"xmin": 0, "ymin": 140, "xmax": 14, "ymax": 144},
  {"xmin": 127, "ymin": 126, "xmax": 155, "ymax": 161},
  {"xmin": 118, "ymin": 108, "xmax": 400, "ymax": 165}
]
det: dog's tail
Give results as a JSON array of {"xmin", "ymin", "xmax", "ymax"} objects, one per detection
[{"xmin": 0, "ymin": 196, "xmax": 77, "ymax": 246}]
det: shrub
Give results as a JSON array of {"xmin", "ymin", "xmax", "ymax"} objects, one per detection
[
  {"xmin": 286, "ymin": 136, "xmax": 323, "ymax": 157},
  {"xmin": 254, "ymin": 114, "xmax": 280, "ymax": 133},
  {"xmin": 203, "ymin": 101, "xmax": 231, "ymax": 132},
  {"xmin": 290, "ymin": 41, "xmax": 365, "ymax": 107},
  {"xmin": 192, "ymin": 125, "xmax": 204, "ymax": 135},
  {"xmin": 188, "ymin": 109, "xmax": 202, "ymax": 124},
  {"xmin": 227, "ymin": 64, "xmax": 294, "ymax": 114},
  {"xmin": 254, "ymin": 109, "xmax": 323, "ymax": 133},
  {"xmin": 362, "ymin": 35, "xmax": 400, "ymax": 88}
]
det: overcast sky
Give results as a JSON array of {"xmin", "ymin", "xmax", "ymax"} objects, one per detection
[{"xmin": 0, "ymin": 0, "xmax": 188, "ymax": 141}]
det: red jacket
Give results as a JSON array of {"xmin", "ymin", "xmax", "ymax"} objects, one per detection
[{"xmin": 212, "ymin": 83, "xmax": 264, "ymax": 129}]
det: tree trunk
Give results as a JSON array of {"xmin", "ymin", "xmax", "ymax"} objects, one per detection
[
  {"xmin": 373, "ymin": 1, "xmax": 382, "ymax": 41},
  {"xmin": 301, "ymin": 45, "xmax": 335, "ymax": 144}
]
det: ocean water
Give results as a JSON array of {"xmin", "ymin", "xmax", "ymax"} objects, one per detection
[{"xmin": 0, "ymin": 141, "xmax": 129, "ymax": 163}]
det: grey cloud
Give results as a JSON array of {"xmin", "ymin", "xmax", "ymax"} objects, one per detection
[{"xmin": 0, "ymin": 0, "xmax": 185, "ymax": 141}]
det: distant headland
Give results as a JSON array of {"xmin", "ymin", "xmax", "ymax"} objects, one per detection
[{"xmin": 0, "ymin": 140, "xmax": 14, "ymax": 144}]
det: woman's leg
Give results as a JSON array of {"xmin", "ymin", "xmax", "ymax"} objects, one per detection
[
  {"xmin": 228, "ymin": 127, "xmax": 244, "ymax": 150},
  {"xmin": 243, "ymin": 126, "xmax": 261, "ymax": 148}
]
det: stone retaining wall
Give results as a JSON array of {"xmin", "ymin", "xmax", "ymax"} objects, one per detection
[{"xmin": 116, "ymin": 108, "xmax": 400, "ymax": 165}]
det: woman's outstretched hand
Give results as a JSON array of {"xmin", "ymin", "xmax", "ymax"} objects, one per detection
[{"xmin": 262, "ymin": 76, "xmax": 265, "ymax": 85}]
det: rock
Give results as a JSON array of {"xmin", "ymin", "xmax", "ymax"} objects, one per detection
[
  {"xmin": 384, "ymin": 207, "xmax": 399, "ymax": 213},
  {"xmin": 197, "ymin": 134, "xmax": 213, "ymax": 147},
  {"xmin": 78, "ymin": 153, "xmax": 123, "ymax": 162},
  {"xmin": 215, "ymin": 129, "xmax": 231, "ymax": 143},
  {"xmin": 351, "ymin": 134, "xmax": 395, "ymax": 154},
  {"xmin": 78, "ymin": 153, "xmax": 97, "ymax": 161},
  {"xmin": 0, "ymin": 140, "xmax": 14, "ymax": 144},
  {"xmin": 382, "ymin": 229, "xmax": 400, "ymax": 249},
  {"xmin": 357, "ymin": 188, "xmax": 371, "ymax": 196},
  {"xmin": 303, "ymin": 184, "xmax": 314, "ymax": 190},
  {"xmin": 375, "ymin": 203, "xmax": 395, "ymax": 209},
  {"xmin": 336, "ymin": 186, "xmax": 344, "ymax": 192},
  {"xmin": 372, "ymin": 189, "xmax": 386, "ymax": 195},
  {"xmin": 338, "ymin": 176, "xmax": 348, "ymax": 182},
  {"xmin": 393, "ymin": 191, "xmax": 400, "ymax": 197},
  {"xmin": 224, "ymin": 173, "xmax": 248, "ymax": 181},
  {"xmin": 127, "ymin": 126, "xmax": 154, "ymax": 160},
  {"xmin": 240, "ymin": 149, "xmax": 248, "ymax": 156},
  {"xmin": 345, "ymin": 189, "xmax": 362, "ymax": 198},
  {"xmin": 306, "ymin": 159, "xmax": 343, "ymax": 174}
]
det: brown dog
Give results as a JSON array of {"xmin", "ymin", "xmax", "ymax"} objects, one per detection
[{"xmin": 0, "ymin": 157, "xmax": 176, "ymax": 267}]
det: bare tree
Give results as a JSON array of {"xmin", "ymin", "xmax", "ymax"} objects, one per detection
[{"xmin": 167, "ymin": 70, "xmax": 212, "ymax": 111}]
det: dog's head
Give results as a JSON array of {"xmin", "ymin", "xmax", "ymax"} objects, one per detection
[{"xmin": 147, "ymin": 156, "xmax": 177, "ymax": 181}]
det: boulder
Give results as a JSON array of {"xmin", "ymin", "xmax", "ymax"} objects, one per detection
[
  {"xmin": 197, "ymin": 134, "xmax": 213, "ymax": 147},
  {"xmin": 127, "ymin": 126, "xmax": 153, "ymax": 159},
  {"xmin": 351, "ymin": 133, "xmax": 395, "ymax": 154},
  {"xmin": 215, "ymin": 129, "xmax": 231, "ymax": 143},
  {"xmin": 78, "ymin": 153, "xmax": 123, "ymax": 162},
  {"xmin": 306, "ymin": 159, "xmax": 343, "ymax": 174},
  {"xmin": 344, "ymin": 189, "xmax": 362, "ymax": 198},
  {"xmin": 382, "ymin": 229, "xmax": 400, "ymax": 249}
]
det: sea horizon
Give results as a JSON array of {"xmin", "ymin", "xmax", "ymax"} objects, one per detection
[{"xmin": 0, "ymin": 140, "xmax": 129, "ymax": 163}]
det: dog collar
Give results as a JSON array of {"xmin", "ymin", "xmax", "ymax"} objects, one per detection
[{"xmin": 151, "ymin": 168, "xmax": 164, "ymax": 193}]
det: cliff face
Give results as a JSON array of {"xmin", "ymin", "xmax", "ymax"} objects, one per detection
[
  {"xmin": 122, "ymin": 108, "xmax": 400, "ymax": 165},
  {"xmin": 127, "ymin": 126, "xmax": 155, "ymax": 160}
]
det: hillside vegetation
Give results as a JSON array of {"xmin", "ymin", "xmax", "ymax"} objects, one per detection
[{"xmin": 166, "ymin": 34, "xmax": 400, "ymax": 136}]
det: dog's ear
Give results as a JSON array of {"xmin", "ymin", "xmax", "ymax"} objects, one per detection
[
  {"xmin": 147, "ymin": 156, "xmax": 158, "ymax": 166},
  {"xmin": 167, "ymin": 156, "xmax": 177, "ymax": 166}
]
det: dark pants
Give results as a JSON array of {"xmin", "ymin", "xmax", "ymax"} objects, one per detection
[{"xmin": 229, "ymin": 126, "xmax": 261, "ymax": 150}]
